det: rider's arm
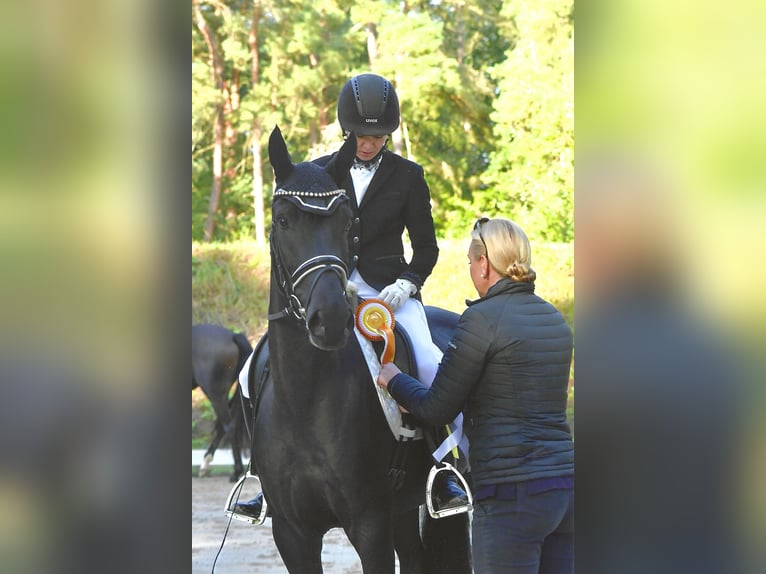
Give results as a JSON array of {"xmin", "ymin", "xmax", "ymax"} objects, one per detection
[{"xmin": 400, "ymin": 164, "xmax": 438, "ymax": 290}]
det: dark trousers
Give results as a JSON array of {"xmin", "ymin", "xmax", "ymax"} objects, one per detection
[{"xmin": 471, "ymin": 482, "xmax": 573, "ymax": 573}]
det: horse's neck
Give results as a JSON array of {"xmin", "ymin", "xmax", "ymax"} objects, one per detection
[{"xmin": 268, "ymin": 322, "xmax": 340, "ymax": 397}]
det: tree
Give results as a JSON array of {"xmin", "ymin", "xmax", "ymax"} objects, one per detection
[
  {"xmin": 191, "ymin": 0, "xmax": 573, "ymax": 243},
  {"xmin": 349, "ymin": 0, "xmax": 506, "ymax": 236},
  {"xmin": 247, "ymin": 1, "xmax": 265, "ymax": 247},
  {"xmin": 479, "ymin": 0, "xmax": 574, "ymax": 242},
  {"xmin": 193, "ymin": 0, "xmax": 226, "ymax": 242}
]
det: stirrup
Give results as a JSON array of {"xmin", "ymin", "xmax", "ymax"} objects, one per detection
[
  {"xmin": 425, "ymin": 461, "xmax": 473, "ymax": 519},
  {"xmin": 224, "ymin": 471, "xmax": 268, "ymax": 525}
]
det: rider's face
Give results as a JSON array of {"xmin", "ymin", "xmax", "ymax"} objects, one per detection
[{"xmin": 355, "ymin": 135, "xmax": 387, "ymax": 162}]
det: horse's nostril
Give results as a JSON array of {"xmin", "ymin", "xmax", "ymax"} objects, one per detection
[{"xmin": 307, "ymin": 311, "xmax": 324, "ymax": 335}]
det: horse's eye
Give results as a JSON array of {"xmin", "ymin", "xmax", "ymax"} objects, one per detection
[{"xmin": 277, "ymin": 216, "xmax": 288, "ymax": 229}]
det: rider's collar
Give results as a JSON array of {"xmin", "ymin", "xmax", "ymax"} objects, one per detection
[{"xmin": 352, "ymin": 152, "xmax": 384, "ymax": 172}]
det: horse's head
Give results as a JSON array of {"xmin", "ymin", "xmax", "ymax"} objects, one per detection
[{"xmin": 267, "ymin": 125, "xmax": 357, "ymax": 350}]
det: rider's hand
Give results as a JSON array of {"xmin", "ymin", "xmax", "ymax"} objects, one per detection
[{"xmin": 378, "ymin": 278, "xmax": 417, "ymax": 312}]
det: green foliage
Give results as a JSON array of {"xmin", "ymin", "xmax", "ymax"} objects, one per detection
[
  {"xmin": 480, "ymin": 0, "xmax": 574, "ymax": 242},
  {"xmin": 191, "ymin": 241, "xmax": 271, "ymax": 339},
  {"xmin": 192, "ymin": 0, "xmax": 573, "ymax": 242}
]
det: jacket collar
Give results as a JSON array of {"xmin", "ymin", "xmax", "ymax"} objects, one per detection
[
  {"xmin": 356, "ymin": 151, "xmax": 395, "ymax": 210},
  {"xmin": 466, "ymin": 278, "xmax": 535, "ymax": 307}
]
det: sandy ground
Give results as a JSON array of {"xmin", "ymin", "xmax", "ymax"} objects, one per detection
[{"xmin": 192, "ymin": 475, "xmax": 370, "ymax": 573}]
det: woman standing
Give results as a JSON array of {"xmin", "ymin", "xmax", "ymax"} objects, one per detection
[{"xmin": 378, "ymin": 218, "xmax": 574, "ymax": 573}]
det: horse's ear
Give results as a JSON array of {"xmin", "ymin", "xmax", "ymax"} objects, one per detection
[
  {"xmin": 327, "ymin": 132, "xmax": 356, "ymax": 187},
  {"xmin": 268, "ymin": 125, "xmax": 294, "ymax": 183}
]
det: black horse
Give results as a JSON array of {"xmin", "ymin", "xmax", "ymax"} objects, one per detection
[
  {"xmin": 247, "ymin": 126, "xmax": 470, "ymax": 573},
  {"xmin": 192, "ymin": 323, "xmax": 252, "ymax": 482}
]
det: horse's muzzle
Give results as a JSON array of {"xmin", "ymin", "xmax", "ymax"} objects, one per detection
[{"xmin": 306, "ymin": 306, "xmax": 354, "ymax": 350}]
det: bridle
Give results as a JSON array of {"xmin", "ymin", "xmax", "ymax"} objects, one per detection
[{"xmin": 268, "ymin": 189, "xmax": 350, "ymax": 324}]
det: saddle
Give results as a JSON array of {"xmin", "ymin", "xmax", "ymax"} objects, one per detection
[
  {"xmin": 245, "ymin": 321, "xmax": 419, "ymax": 430},
  {"xmin": 244, "ymin": 308, "xmax": 465, "ymax": 493},
  {"xmin": 246, "ymin": 306, "xmax": 459, "ymax": 413}
]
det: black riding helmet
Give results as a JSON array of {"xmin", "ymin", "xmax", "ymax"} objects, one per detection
[{"xmin": 337, "ymin": 74, "xmax": 400, "ymax": 137}]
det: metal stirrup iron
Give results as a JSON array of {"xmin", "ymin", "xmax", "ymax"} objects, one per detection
[
  {"xmin": 425, "ymin": 461, "xmax": 473, "ymax": 519},
  {"xmin": 224, "ymin": 469, "xmax": 269, "ymax": 526}
]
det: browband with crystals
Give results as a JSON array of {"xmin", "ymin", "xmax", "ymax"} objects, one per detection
[
  {"xmin": 272, "ymin": 188, "xmax": 348, "ymax": 214},
  {"xmin": 273, "ymin": 189, "xmax": 345, "ymax": 198}
]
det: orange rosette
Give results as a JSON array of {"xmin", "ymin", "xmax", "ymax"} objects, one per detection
[{"xmin": 355, "ymin": 299, "xmax": 396, "ymax": 364}]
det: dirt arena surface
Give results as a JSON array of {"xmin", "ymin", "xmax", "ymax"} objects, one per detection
[{"xmin": 192, "ymin": 475, "xmax": 375, "ymax": 573}]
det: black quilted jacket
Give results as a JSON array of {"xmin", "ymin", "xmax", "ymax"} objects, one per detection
[{"xmin": 388, "ymin": 278, "xmax": 574, "ymax": 488}]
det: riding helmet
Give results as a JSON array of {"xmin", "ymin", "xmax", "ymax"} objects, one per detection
[{"xmin": 337, "ymin": 74, "xmax": 400, "ymax": 136}]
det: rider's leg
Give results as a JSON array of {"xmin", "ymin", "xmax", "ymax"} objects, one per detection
[
  {"xmin": 347, "ymin": 274, "xmax": 469, "ymax": 512},
  {"xmin": 233, "ymin": 492, "xmax": 268, "ymax": 520},
  {"xmin": 393, "ymin": 301, "xmax": 470, "ymax": 514},
  {"xmin": 229, "ymin": 351, "xmax": 270, "ymax": 522},
  {"xmin": 424, "ymin": 425, "xmax": 470, "ymax": 512}
]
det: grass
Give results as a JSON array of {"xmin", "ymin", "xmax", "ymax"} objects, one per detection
[
  {"xmin": 192, "ymin": 239, "xmax": 575, "ymax": 441},
  {"xmin": 192, "ymin": 240, "xmax": 271, "ymax": 341},
  {"xmin": 192, "ymin": 239, "xmax": 573, "ymax": 333}
]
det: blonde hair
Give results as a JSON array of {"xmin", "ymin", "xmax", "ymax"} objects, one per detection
[{"xmin": 470, "ymin": 218, "xmax": 537, "ymax": 283}]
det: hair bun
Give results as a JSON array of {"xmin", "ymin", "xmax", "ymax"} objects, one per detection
[{"xmin": 506, "ymin": 262, "xmax": 536, "ymax": 283}]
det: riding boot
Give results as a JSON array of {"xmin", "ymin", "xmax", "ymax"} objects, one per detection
[
  {"xmin": 425, "ymin": 425, "xmax": 470, "ymax": 514},
  {"xmin": 231, "ymin": 337, "xmax": 272, "ymax": 525},
  {"xmin": 431, "ymin": 472, "xmax": 469, "ymax": 513},
  {"xmin": 234, "ymin": 492, "xmax": 269, "ymax": 522}
]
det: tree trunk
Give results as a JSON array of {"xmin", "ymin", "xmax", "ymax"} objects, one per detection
[
  {"xmin": 205, "ymin": 107, "xmax": 224, "ymax": 242},
  {"xmin": 401, "ymin": 120, "xmax": 413, "ymax": 161},
  {"xmin": 456, "ymin": 1, "xmax": 465, "ymax": 65},
  {"xmin": 194, "ymin": 0, "xmax": 225, "ymax": 242},
  {"xmin": 366, "ymin": 23, "xmax": 378, "ymax": 64},
  {"xmin": 249, "ymin": 1, "xmax": 266, "ymax": 247},
  {"xmin": 251, "ymin": 125, "xmax": 265, "ymax": 248},
  {"xmin": 391, "ymin": 72, "xmax": 404, "ymax": 155}
]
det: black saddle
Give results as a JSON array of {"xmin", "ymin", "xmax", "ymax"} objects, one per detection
[
  {"xmin": 247, "ymin": 309, "xmax": 444, "ymax": 407},
  {"xmin": 246, "ymin": 305, "xmax": 460, "ymax": 420},
  {"xmin": 244, "ymin": 306, "xmax": 462, "ymax": 488}
]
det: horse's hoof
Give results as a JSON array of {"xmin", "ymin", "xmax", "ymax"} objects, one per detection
[{"xmin": 198, "ymin": 468, "xmax": 211, "ymax": 478}]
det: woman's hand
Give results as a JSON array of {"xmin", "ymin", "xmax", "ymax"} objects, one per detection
[
  {"xmin": 377, "ymin": 362, "xmax": 401, "ymax": 390},
  {"xmin": 377, "ymin": 363, "xmax": 409, "ymax": 412}
]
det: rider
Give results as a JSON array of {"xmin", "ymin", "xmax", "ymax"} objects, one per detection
[{"xmin": 234, "ymin": 73, "xmax": 468, "ymax": 521}]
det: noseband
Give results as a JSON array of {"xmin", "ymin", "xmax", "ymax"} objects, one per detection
[{"xmin": 268, "ymin": 190, "xmax": 350, "ymax": 324}]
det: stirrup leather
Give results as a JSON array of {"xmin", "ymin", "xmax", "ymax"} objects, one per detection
[
  {"xmin": 224, "ymin": 471, "xmax": 268, "ymax": 525},
  {"xmin": 425, "ymin": 461, "xmax": 473, "ymax": 519}
]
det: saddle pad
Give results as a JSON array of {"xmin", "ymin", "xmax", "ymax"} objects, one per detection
[{"xmin": 353, "ymin": 327, "xmax": 411, "ymax": 441}]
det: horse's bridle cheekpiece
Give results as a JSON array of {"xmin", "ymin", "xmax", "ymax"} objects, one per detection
[{"xmin": 269, "ymin": 189, "xmax": 351, "ymax": 323}]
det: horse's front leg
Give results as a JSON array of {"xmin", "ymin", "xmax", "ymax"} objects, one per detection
[
  {"xmin": 345, "ymin": 510, "xmax": 397, "ymax": 574},
  {"xmin": 393, "ymin": 507, "xmax": 426, "ymax": 574},
  {"xmin": 271, "ymin": 515, "xmax": 324, "ymax": 574}
]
